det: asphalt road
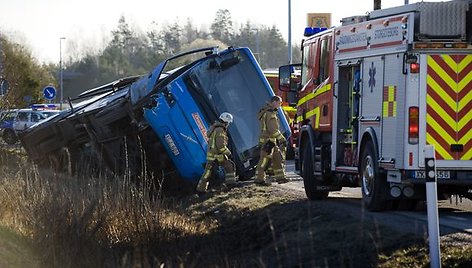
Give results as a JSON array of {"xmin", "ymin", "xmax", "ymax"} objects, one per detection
[{"xmin": 281, "ymin": 160, "xmax": 472, "ymax": 237}]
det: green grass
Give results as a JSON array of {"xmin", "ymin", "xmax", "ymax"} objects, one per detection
[{"xmin": 379, "ymin": 244, "xmax": 472, "ymax": 268}]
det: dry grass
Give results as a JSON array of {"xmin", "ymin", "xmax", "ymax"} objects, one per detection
[
  {"xmin": 0, "ymin": 147, "xmax": 211, "ymax": 267},
  {"xmin": 1, "ymin": 146, "xmax": 472, "ymax": 267}
]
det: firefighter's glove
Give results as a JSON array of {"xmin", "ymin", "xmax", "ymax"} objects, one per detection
[{"xmin": 263, "ymin": 140, "xmax": 276, "ymax": 153}]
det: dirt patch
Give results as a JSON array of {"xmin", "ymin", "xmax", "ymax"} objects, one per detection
[{"xmin": 179, "ymin": 183, "xmax": 423, "ymax": 267}]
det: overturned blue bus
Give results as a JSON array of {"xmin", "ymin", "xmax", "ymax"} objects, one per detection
[{"xmin": 19, "ymin": 47, "xmax": 291, "ymax": 184}]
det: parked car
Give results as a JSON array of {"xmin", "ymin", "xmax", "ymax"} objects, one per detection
[{"xmin": 0, "ymin": 108, "xmax": 60, "ymax": 144}]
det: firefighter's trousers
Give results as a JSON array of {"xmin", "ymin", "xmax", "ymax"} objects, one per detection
[
  {"xmin": 267, "ymin": 143, "xmax": 287, "ymax": 175},
  {"xmin": 196, "ymin": 153, "xmax": 236, "ymax": 192},
  {"xmin": 255, "ymin": 145, "xmax": 286, "ymax": 183}
]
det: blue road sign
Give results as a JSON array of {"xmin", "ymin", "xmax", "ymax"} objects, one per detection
[{"xmin": 43, "ymin": 86, "xmax": 56, "ymax": 100}]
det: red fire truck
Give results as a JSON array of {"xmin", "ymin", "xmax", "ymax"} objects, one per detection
[{"xmin": 280, "ymin": 0, "xmax": 472, "ymax": 211}]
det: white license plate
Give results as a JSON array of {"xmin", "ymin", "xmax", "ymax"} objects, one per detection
[
  {"xmin": 436, "ymin": 171, "xmax": 450, "ymax": 179},
  {"xmin": 414, "ymin": 170, "xmax": 450, "ymax": 179}
]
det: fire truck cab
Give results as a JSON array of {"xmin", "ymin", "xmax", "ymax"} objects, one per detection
[{"xmin": 281, "ymin": 0, "xmax": 472, "ymax": 211}]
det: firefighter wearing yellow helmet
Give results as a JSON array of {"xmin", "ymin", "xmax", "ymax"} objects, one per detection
[
  {"xmin": 254, "ymin": 96, "xmax": 288, "ymax": 185},
  {"xmin": 196, "ymin": 112, "xmax": 237, "ymax": 193}
]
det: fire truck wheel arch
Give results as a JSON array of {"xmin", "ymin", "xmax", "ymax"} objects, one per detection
[{"xmin": 358, "ymin": 127, "xmax": 380, "ymax": 173}]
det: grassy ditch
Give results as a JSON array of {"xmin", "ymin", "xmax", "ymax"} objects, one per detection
[{"xmin": 0, "ymin": 147, "xmax": 472, "ymax": 267}]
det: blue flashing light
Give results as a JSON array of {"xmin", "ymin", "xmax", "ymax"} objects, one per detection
[
  {"xmin": 304, "ymin": 27, "xmax": 328, "ymax": 37},
  {"xmin": 30, "ymin": 103, "xmax": 59, "ymax": 110}
]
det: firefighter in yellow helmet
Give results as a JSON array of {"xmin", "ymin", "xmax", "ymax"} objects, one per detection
[
  {"xmin": 254, "ymin": 96, "xmax": 289, "ymax": 185},
  {"xmin": 196, "ymin": 112, "xmax": 237, "ymax": 193}
]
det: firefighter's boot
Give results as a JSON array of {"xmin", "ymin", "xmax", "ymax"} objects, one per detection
[
  {"xmin": 196, "ymin": 170, "xmax": 211, "ymax": 193},
  {"xmin": 224, "ymin": 172, "xmax": 237, "ymax": 187},
  {"xmin": 254, "ymin": 169, "xmax": 271, "ymax": 186}
]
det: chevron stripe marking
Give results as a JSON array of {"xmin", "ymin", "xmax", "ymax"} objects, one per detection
[
  {"xmin": 458, "ymin": 108, "xmax": 472, "ymax": 131},
  {"xmin": 428, "ymin": 55, "xmax": 458, "ymax": 90},
  {"xmin": 458, "ymin": 88, "xmax": 472, "ymax": 112},
  {"xmin": 427, "ymin": 76, "xmax": 458, "ymax": 110},
  {"xmin": 458, "ymin": 70, "xmax": 472, "ymax": 94},
  {"xmin": 458, "ymin": 127, "xmax": 472, "ymax": 145},
  {"xmin": 426, "ymin": 114, "xmax": 455, "ymax": 145},
  {"xmin": 426, "ymin": 134, "xmax": 453, "ymax": 160},
  {"xmin": 426, "ymin": 95, "xmax": 457, "ymax": 132},
  {"xmin": 458, "ymin": 55, "xmax": 472, "ymax": 73}
]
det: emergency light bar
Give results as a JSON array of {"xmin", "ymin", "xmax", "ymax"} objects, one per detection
[
  {"xmin": 30, "ymin": 103, "xmax": 59, "ymax": 110},
  {"xmin": 304, "ymin": 27, "xmax": 328, "ymax": 37}
]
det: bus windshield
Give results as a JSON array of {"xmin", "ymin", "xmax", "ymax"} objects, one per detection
[{"xmin": 188, "ymin": 49, "xmax": 279, "ymax": 158}]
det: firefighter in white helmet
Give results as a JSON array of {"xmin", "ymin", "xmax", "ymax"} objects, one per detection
[{"xmin": 196, "ymin": 112, "xmax": 237, "ymax": 193}]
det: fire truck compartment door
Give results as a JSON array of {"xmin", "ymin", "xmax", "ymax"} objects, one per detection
[{"xmin": 360, "ymin": 57, "xmax": 384, "ymax": 154}]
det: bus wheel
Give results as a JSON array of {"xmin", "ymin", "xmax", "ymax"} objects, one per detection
[
  {"xmin": 302, "ymin": 145, "xmax": 329, "ymax": 200},
  {"xmin": 360, "ymin": 141, "xmax": 391, "ymax": 211}
]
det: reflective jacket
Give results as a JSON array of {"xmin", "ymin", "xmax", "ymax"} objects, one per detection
[
  {"xmin": 207, "ymin": 121, "xmax": 231, "ymax": 156},
  {"xmin": 258, "ymin": 103, "xmax": 285, "ymax": 144}
]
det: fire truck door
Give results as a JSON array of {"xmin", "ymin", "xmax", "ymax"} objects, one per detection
[
  {"xmin": 360, "ymin": 57, "xmax": 384, "ymax": 155},
  {"xmin": 381, "ymin": 54, "xmax": 405, "ymax": 166},
  {"xmin": 334, "ymin": 64, "xmax": 360, "ymax": 167}
]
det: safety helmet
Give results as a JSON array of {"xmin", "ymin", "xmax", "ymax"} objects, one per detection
[{"xmin": 219, "ymin": 112, "xmax": 233, "ymax": 124}]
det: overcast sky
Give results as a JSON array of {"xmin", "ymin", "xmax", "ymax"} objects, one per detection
[{"xmin": 0, "ymin": 0, "xmax": 440, "ymax": 63}]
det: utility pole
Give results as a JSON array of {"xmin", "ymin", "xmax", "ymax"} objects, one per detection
[
  {"xmin": 0, "ymin": 33, "xmax": 3, "ymax": 81},
  {"xmin": 374, "ymin": 0, "xmax": 381, "ymax": 10},
  {"xmin": 0, "ymin": 34, "xmax": 6, "ymax": 97},
  {"xmin": 59, "ymin": 37, "xmax": 66, "ymax": 109},
  {"xmin": 288, "ymin": 0, "xmax": 292, "ymax": 64}
]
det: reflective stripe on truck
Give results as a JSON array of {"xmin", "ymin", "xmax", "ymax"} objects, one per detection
[{"xmin": 426, "ymin": 54, "xmax": 472, "ymax": 161}]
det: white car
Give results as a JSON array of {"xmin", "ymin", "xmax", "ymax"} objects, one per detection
[{"xmin": 0, "ymin": 108, "xmax": 61, "ymax": 144}]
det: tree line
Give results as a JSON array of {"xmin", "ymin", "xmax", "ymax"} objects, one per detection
[{"xmin": 1, "ymin": 9, "xmax": 301, "ymax": 107}]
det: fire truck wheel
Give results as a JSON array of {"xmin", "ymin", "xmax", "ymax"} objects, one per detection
[
  {"xmin": 2, "ymin": 129, "xmax": 18, "ymax": 145},
  {"xmin": 302, "ymin": 145, "xmax": 329, "ymax": 200},
  {"xmin": 360, "ymin": 141, "xmax": 391, "ymax": 211}
]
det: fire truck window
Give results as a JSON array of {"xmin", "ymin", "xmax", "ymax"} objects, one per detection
[
  {"xmin": 301, "ymin": 45, "xmax": 310, "ymax": 86},
  {"xmin": 319, "ymin": 38, "xmax": 331, "ymax": 83}
]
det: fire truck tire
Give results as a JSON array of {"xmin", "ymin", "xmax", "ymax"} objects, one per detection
[
  {"xmin": 360, "ymin": 141, "xmax": 391, "ymax": 211},
  {"xmin": 3, "ymin": 129, "xmax": 18, "ymax": 145},
  {"xmin": 302, "ymin": 145, "xmax": 329, "ymax": 200}
]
